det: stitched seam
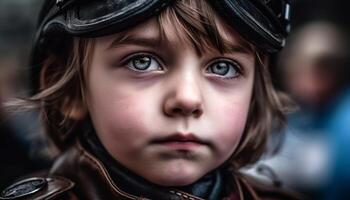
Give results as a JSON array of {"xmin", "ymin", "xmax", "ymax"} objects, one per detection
[
  {"xmin": 75, "ymin": 142, "xmax": 142, "ymax": 199},
  {"xmin": 169, "ymin": 190, "xmax": 205, "ymax": 200}
]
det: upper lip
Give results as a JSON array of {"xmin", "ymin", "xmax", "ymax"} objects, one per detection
[{"xmin": 151, "ymin": 133, "xmax": 209, "ymax": 145}]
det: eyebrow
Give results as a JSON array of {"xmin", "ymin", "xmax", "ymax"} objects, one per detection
[
  {"xmin": 106, "ymin": 34, "xmax": 254, "ymax": 56},
  {"xmin": 222, "ymin": 39, "xmax": 254, "ymax": 55},
  {"xmin": 106, "ymin": 34, "xmax": 162, "ymax": 50}
]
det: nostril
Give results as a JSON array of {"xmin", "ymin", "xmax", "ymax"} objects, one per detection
[
  {"xmin": 172, "ymin": 108, "xmax": 182, "ymax": 115},
  {"xmin": 171, "ymin": 107, "xmax": 202, "ymax": 117},
  {"xmin": 192, "ymin": 109, "xmax": 202, "ymax": 117}
]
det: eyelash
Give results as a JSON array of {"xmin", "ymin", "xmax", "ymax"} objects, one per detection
[
  {"xmin": 122, "ymin": 53, "xmax": 243, "ymax": 79},
  {"xmin": 122, "ymin": 53, "xmax": 164, "ymax": 72},
  {"xmin": 209, "ymin": 59, "xmax": 243, "ymax": 79}
]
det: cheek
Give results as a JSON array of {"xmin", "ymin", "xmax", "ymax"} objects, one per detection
[
  {"xmin": 216, "ymin": 104, "xmax": 249, "ymax": 147},
  {"xmin": 206, "ymin": 91, "xmax": 252, "ymax": 157},
  {"xmin": 88, "ymin": 88, "xmax": 153, "ymax": 147},
  {"xmin": 106, "ymin": 99, "xmax": 145, "ymax": 133}
]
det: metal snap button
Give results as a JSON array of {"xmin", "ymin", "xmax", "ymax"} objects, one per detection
[{"xmin": 0, "ymin": 177, "xmax": 47, "ymax": 199}]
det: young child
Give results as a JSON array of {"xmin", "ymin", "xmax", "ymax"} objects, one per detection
[{"xmin": 1, "ymin": 0, "xmax": 300, "ymax": 199}]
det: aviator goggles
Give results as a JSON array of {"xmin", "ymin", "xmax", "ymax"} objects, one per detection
[{"xmin": 33, "ymin": 0, "xmax": 291, "ymax": 64}]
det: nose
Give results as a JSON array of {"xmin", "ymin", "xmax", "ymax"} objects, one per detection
[{"xmin": 163, "ymin": 75, "xmax": 203, "ymax": 118}]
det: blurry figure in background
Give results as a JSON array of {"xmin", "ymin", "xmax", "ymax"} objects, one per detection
[
  {"xmin": 282, "ymin": 22, "xmax": 350, "ymax": 111},
  {"xmin": 280, "ymin": 21, "xmax": 350, "ymax": 199},
  {"xmin": 244, "ymin": 21, "xmax": 350, "ymax": 199}
]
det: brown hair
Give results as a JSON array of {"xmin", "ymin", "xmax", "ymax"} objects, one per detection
[{"xmin": 13, "ymin": 0, "xmax": 291, "ymax": 169}]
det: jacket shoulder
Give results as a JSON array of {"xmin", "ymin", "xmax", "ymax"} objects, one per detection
[
  {"xmin": 0, "ymin": 176, "xmax": 76, "ymax": 200},
  {"xmin": 236, "ymin": 173, "xmax": 305, "ymax": 200}
]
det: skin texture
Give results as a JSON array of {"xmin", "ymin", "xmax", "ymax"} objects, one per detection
[{"xmin": 85, "ymin": 17, "xmax": 255, "ymax": 186}]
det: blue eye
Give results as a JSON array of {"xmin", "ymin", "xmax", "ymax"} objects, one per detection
[
  {"xmin": 207, "ymin": 60, "xmax": 241, "ymax": 78},
  {"xmin": 127, "ymin": 54, "xmax": 162, "ymax": 72}
]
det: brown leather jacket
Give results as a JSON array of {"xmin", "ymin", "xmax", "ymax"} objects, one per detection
[{"xmin": 1, "ymin": 141, "xmax": 302, "ymax": 200}]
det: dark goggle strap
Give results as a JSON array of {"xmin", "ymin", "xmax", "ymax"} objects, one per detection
[
  {"xmin": 209, "ymin": 0, "xmax": 291, "ymax": 52},
  {"xmin": 265, "ymin": 0, "xmax": 291, "ymax": 34},
  {"xmin": 35, "ymin": 0, "xmax": 291, "ymax": 61}
]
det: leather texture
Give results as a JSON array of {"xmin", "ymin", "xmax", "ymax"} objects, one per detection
[{"xmin": 3, "ymin": 140, "xmax": 303, "ymax": 200}]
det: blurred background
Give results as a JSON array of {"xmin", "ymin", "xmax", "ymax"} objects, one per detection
[
  {"xmin": 0, "ymin": 0, "xmax": 52, "ymax": 189},
  {"xmin": 0, "ymin": 0, "xmax": 349, "ymax": 199}
]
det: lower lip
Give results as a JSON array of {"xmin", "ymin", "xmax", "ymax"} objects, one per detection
[{"xmin": 157, "ymin": 141, "xmax": 203, "ymax": 149}]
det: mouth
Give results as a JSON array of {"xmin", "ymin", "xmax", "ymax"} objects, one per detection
[{"xmin": 150, "ymin": 133, "xmax": 210, "ymax": 150}]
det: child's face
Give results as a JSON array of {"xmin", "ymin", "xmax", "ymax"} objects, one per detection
[{"xmin": 86, "ymin": 16, "xmax": 255, "ymax": 186}]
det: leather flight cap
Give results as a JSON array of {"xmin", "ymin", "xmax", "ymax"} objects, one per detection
[{"xmin": 32, "ymin": 0, "xmax": 291, "ymax": 65}]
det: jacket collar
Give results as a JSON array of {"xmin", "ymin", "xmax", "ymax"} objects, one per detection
[
  {"xmin": 82, "ymin": 132, "xmax": 224, "ymax": 199},
  {"xmin": 50, "ymin": 140, "xmax": 239, "ymax": 200}
]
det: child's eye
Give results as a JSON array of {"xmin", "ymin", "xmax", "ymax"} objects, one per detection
[
  {"xmin": 126, "ymin": 54, "xmax": 162, "ymax": 72},
  {"xmin": 206, "ymin": 60, "xmax": 242, "ymax": 78}
]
